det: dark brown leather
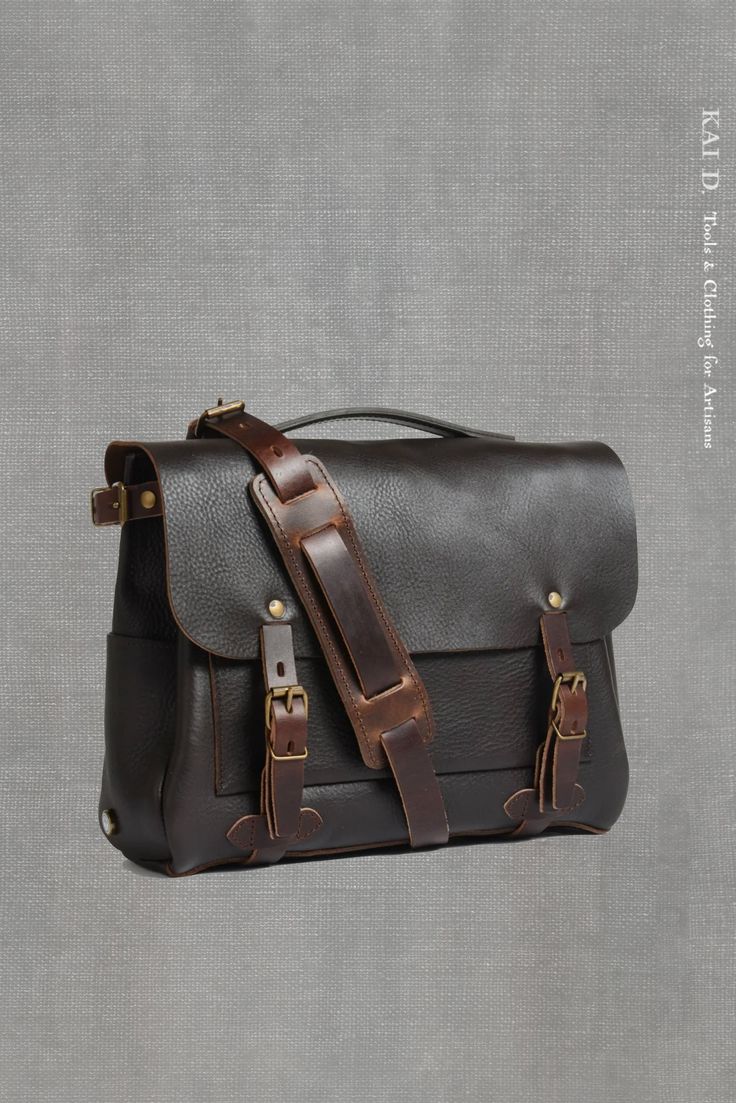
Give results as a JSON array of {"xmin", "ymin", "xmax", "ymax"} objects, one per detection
[
  {"xmin": 91, "ymin": 480, "xmax": 162, "ymax": 525},
  {"xmin": 381, "ymin": 719, "xmax": 449, "ymax": 846},
  {"xmin": 207, "ymin": 643, "xmax": 596, "ymax": 796},
  {"xmin": 190, "ymin": 406, "xmax": 317, "ymax": 502},
  {"xmin": 94, "ymin": 404, "xmax": 637, "ymax": 875},
  {"xmin": 102, "ymin": 632, "xmax": 626, "ymax": 875},
  {"xmin": 300, "ymin": 524, "xmax": 406, "ymax": 700},
  {"xmin": 275, "ymin": 406, "xmax": 514, "ymax": 440},
  {"xmin": 192, "ymin": 405, "xmax": 448, "ymax": 849},
  {"xmin": 258, "ymin": 623, "xmax": 308, "ymax": 839},
  {"xmin": 225, "ymin": 622, "xmax": 321, "ymax": 866},
  {"xmin": 227, "ymin": 808, "xmax": 323, "ymax": 854},
  {"xmin": 540, "ymin": 612, "xmax": 588, "ymax": 810},
  {"xmin": 504, "ymin": 611, "xmax": 589, "ymax": 836},
  {"xmin": 251, "ymin": 458, "xmax": 434, "ymax": 768},
  {"xmin": 90, "ymin": 403, "xmax": 513, "ymax": 527},
  {"xmin": 103, "ymin": 437, "xmax": 637, "ymax": 660}
]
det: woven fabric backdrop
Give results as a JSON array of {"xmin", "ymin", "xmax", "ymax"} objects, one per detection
[{"xmin": 2, "ymin": 4, "xmax": 734, "ymax": 1101}]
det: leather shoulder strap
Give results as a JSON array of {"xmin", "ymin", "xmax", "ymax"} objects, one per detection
[{"xmin": 193, "ymin": 402, "xmax": 448, "ymax": 848}]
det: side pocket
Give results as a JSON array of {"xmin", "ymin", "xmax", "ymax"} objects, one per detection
[{"xmin": 98, "ymin": 633, "xmax": 176, "ymax": 862}]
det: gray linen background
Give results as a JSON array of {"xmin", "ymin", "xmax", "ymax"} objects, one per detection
[{"xmin": 1, "ymin": 3, "xmax": 734, "ymax": 1102}]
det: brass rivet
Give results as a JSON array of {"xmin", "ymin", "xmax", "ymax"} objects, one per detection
[
  {"xmin": 140, "ymin": 490, "xmax": 157, "ymax": 510},
  {"xmin": 268, "ymin": 599, "xmax": 286, "ymax": 619},
  {"xmin": 100, "ymin": 809, "xmax": 117, "ymax": 837},
  {"xmin": 548, "ymin": 591, "xmax": 563, "ymax": 609}
]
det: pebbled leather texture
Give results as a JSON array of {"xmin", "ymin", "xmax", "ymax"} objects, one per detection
[
  {"xmin": 98, "ymin": 421, "xmax": 636, "ymax": 874},
  {"xmin": 99, "ymin": 633, "xmax": 176, "ymax": 862},
  {"xmin": 250, "ymin": 456, "xmax": 435, "ymax": 769},
  {"xmin": 104, "ymin": 435, "xmax": 638, "ymax": 661},
  {"xmin": 209, "ymin": 642, "xmax": 609, "ymax": 797},
  {"xmin": 155, "ymin": 633, "xmax": 622, "ymax": 874}
]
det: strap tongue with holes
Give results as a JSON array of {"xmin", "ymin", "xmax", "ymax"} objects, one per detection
[
  {"xmin": 226, "ymin": 622, "xmax": 319, "ymax": 865},
  {"xmin": 504, "ymin": 611, "xmax": 589, "ymax": 835}
]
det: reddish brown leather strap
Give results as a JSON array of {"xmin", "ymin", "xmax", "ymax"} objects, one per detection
[
  {"xmin": 260, "ymin": 623, "xmax": 309, "ymax": 841},
  {"xmin": 539, "ymin": 613, "xmax": 588, "ymax": 810},
  {"xmin": 189, "ymin": 401, "xmax": 316, "ymax": 502},
  {"xmin": 504, "ymin": 610, "xmax": 588, "ymax": 836},
  {"xmin": 301, "ymin": 525, "xmax": 405, "ymax": 699},
  {"xmin": 198, "ymin": 401, "xmax": 447, "ymax": 849},
  {"xmin": 249, "ymin": 454, "xmax": 433, "ymax": 770},
  {"xmin": 227, "ymin": 808, "xmax": 323, "ymax": 856},
  {"xmin": 381, "ymin": 720, "xmax": 449, "ymax": 846},
  {"xmin": 226, "ymin": 622, "xmax": 321, "ymax": 865}
]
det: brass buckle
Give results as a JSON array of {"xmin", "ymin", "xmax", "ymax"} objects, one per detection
[
  {"xmin": 550, "ymin": 671, "xmax": 587, "ymax": 716},
  {"xmin": 204, "ymin": 398, "xmax": 245, "ymax": 420},
  {"xmin": 90, "ymin": 481, "xmax": 128, "ymax": 526},
  {"xmin": 265, "ymin": 685, "xmax": 309, "ymax": 761},
  {"xmin": 193, "ymin": 398, "xmax": 245, "ymax": 438}
]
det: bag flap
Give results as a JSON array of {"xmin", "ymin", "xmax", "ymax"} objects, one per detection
[{"xmin": 106, "ymin": 435, "xmax": 637, "ymax": 661}]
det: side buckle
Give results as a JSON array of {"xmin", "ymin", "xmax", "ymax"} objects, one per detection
[
  {"xmin": 264, "ymin": 685, "xmax": 309, "ymax": 761},
  {"xmin": 90, "ymin": 481, "xmax": 128, "ymax": 526},
  {"xmin": 549, "ymin": 671, "xmax": 587, "ymax": 742},
  {"xmin": 549, "ymin": 671, "xmax": 587, "ymax": 715}
]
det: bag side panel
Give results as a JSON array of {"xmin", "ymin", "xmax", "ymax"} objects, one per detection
[
  {"xmin": 99, "ymin": 633, "xmax": 176, "ymax": 861},
  {"xmin": 99, "ymin": 450, "xmax": 179, "ymax": 863}
]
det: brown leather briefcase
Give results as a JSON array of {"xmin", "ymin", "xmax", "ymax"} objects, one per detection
[{"xmin": 91, "ymin": 402, "xmax": 637, "ymax": 875}]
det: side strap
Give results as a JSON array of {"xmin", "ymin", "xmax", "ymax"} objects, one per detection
[
  {"xmin": 91, "ymin": 480, "xmax": 161, "ymax": 526},
  {"xmin": 195, "ymin": 401, "xmax": 448, "ymax": 849},
  {"xmin": 226, "ymin": 622, "xmax": 322, "ymax": 865},
  {"xmin": 504, "ymin": 611, "xmax": 588, "ymax": 837}
]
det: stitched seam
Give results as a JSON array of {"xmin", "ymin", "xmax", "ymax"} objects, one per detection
[
  {"xmin": 509, "ymin": 792, "xmax": 531, "ymax": 819},
  {"xmin": 309, "ymin": 457, "xmax": 431, "ymax": 735},
  {"xmin": 253, "ymin": 473, "xmax": 378, "ymax": 767},
  {"xmin": 208, "ymin": 654, "xmax": 223, "ymax": 794},
  {"xmin": 229, "ymin": 816, "xmax": 257, "ymax": 849},
  {"xmin": 296, "ymin": 810, "xmax": 322, "ymax": 841},
  {"xmin": 300, "ymin": 522, "xmax": 393, "ymax": 699}
]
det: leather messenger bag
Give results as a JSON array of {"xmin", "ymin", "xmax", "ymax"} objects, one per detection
[{"xmin": 91, "ymin": 401, "xmax": 637, "ymax": 875}]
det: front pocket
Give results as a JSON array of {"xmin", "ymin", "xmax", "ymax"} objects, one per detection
[{"xmin": 210, "ymin": 642, "xmax": 609, "ymax": 797}]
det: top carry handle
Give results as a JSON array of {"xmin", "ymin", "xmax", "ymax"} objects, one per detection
[{"xmin": 277, "ymin": 406, "xmax": 513, "ymax": 440}]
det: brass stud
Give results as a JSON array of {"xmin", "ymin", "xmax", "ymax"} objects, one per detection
[
  {"xmin": 140, "ymin": 490, "xmax": 157, "ymax": 510},
  {"xmin": 268, "ymin": 599, "xmax": 286, "ymax": 619},
  {"xmin": 100, "ymin": 809, "xmax": 117, "ymax": 837},
  {"xmin": 548, "ymin": 591, "xmax": 563, "ymax": 609}
]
